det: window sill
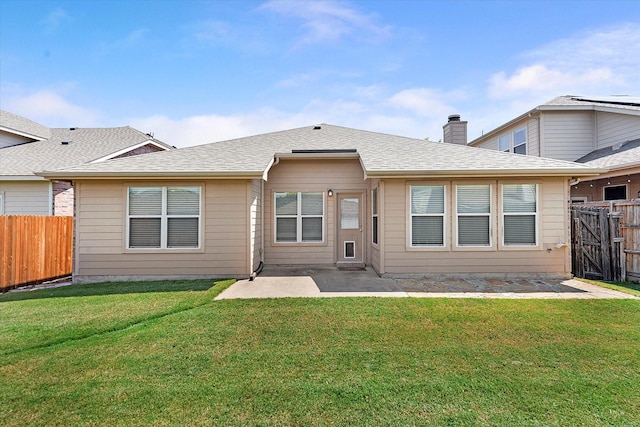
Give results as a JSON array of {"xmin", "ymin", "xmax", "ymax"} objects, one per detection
[{"xmin": 124, "ymin": 247, "xmax": 205, "ymax": 254}]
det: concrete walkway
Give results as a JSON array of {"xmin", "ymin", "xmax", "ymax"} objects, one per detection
[{"xmin": 215, "ymin": 266, "xmax": 638, "ymax": 300}]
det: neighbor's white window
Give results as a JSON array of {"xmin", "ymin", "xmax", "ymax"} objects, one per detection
[
  {"xmin": 372, "ymin": 188, "xmax": 379, "ymax": 245},
  {"xmin": 513, "ymin": 128, "xmax": 527, "ymax": 154},
  {"xmin": 275, "ymin": 192, "xmax": 324, "ymax": 243},
  {"xmin": 502, "ymin": 184, "xmax": 538, "ymax": 245},
  {"xmin": 456, "ymin": 185, "xmax": 491, "ymax": 247},
  {"xmin": 410, "ymin": 185, "xmax": 445, "ymax": 247},
  {"xmin": 498, "ymin": 127, "xmax": 527, "ymax": 154},
  {"xmin": 603, "ymin": 184, "xmax": 627, "ymax": 201},
  {"xmin": 0, "ymin": 191, "xmax": 4, "ymax": 214},
  {"xmin": 127, "ymin": 186, "xmax": 201, "ymax": 249}
]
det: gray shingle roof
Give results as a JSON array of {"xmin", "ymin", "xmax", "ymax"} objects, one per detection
[
  {"xmin": 1, "ymin": 126, "xmax": 173, "ymax": 177},
  {"xmin": 577, "ymin": 138, "xmax": 640, "ymax": 169},
  {"xmin": 38, "ymin": 124, "xmax": 603, "ymax": 179},
  {"xmin": 0, "ymin": 110, "xmax": 51, "ymax": 140},
  {"xmin": 543, "ymin": 95, "xmax": 640, "ymax": 112}
]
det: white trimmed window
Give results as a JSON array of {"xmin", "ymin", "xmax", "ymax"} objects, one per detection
[
  {"xmin": 410, "ymin": 185, "xmax": 445, "ymax": 247},
  {"xmin": 603, "ymin": 184, "xmax": 627, "ymax": 201},
  {"xmin": 127, "ymin": 186, "xmax": 201, "ymax": 249},
  {"xmin": 372, "ymin": 188, "xmax": 379, "ymax": 245},
  {"xmin": 275, "ymin": 192, "xmax": 324, "ymax": 243},
  {"xmin": 498, "ymin": 127, "xmax": 527, "ymax": 154},
  {"xmin": 456, "ymin": 185, "xmax": 491, "ymax": 247},
  {"xmin": 502, "ymin": 184, "xmax": 538, "ymax": 245},
  {"xmin": 0, "ymin": 191, "xmax": 4, "ymax": 214}
]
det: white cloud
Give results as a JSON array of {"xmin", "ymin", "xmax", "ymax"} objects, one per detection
[
  {"xmin": 388, "ymin": 88, "xmax": 467, "ymax": 120},
  {"xmin": 488, "ymin": 64, "xmax": 613, "ymax": 99},
  {"xmin": 260, "ymin": 0, "xmax": 391, "ymax": 47},
  {"xmin": 42, "ymin": 8, "xmax": 72, "ymax": 34},
  {"xmin": 488, "ymin": 23, "xmax": 640, "ymax": 101},
  {"xmin": 130, "ymin": 110, "xmax": 314, "ymax": 147},
  {"xmin": 4, "ymin": 90, "xmax": 101, "ymax": 127}
]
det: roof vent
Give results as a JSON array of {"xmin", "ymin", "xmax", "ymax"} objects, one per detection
[
  {"xmin": 69, "ymin": 127, "xmax": 77, "ymax": 131},
  {"xmin": 313, "ymin": 125, "xmax": 322, "ymax": 130},
  {"xmin": 448, "ymin": 114, "xmax": 461, "ymax": 122},
  {"xmin": 61, "ymin": 141, "xmax": 71, "ymax": 145}
]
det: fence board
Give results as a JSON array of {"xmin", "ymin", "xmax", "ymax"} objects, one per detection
[
  {"xmin": 0, "ymin": 216, "xmax": 73, "ymax": 291},
  {"xmin": 574, "ymin": 201, "xmax": 640, "ymax": 282}
]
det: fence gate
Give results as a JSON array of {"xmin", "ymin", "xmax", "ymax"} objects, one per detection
[{"xmin": 571, "ymin": 206, "xmax": 622, "ymax": 281}]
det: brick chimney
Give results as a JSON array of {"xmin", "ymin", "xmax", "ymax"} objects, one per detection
[{"xmin": 443, "ymin": 114, "xmax": 467, "ymax": 145}]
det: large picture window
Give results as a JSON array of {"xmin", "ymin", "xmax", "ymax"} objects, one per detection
[
  {"xmin": 502, "ymin": 184, "xmax": 537, "ymax": 245},
  {"xmin": 275, "ymin": 192, "xmax": 324, "ymax": 243},
  {"xmin": 128, "ymin": 186, "xmax": 201, "ymax": 249},
  {"xmin": 456, "ymin": 185, "xmax": 491, "ymax": 246},
  {"xmin": 410, "ymin": 185, "xmax": 445, "ymax": 246}
]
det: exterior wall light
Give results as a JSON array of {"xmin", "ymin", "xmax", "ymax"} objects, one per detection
[{"xmin": 328, "ymin": 189, "xmax": 333, "ymax": 197}]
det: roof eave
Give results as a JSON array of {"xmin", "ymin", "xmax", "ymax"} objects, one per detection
[
  {"xmin": 35, "ymin": 170, "xmax": 264, "ymax": 180},
  {"xmin": 0, "ymin": 175, "xmax": 47, "ymax": 181},
  {"xmin": 364, "ymin": 168, "xmax": 607, "ymax": 179}
]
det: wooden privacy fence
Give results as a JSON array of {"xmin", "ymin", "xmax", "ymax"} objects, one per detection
[
  {"xmin": 0, "ymin": 216, "xmax": 73, "ymax": 291},
  {"xmin": 571, "ymin": 200, "xmax": 640, "ymax": 282}
]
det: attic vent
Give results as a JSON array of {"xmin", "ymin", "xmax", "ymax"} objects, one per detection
[
  {"xmin": 61, "ymin": 141, "xmax": 71, "ymax": 145},
  {"xmin": 69, "ymin": 127, "xmax": 77, "ymax": 131},
  {"xmin": 313, "ymin": 125, "xmax": 322, "ymax": 130},
  {"xmin": 291, "ymin": 149, "xmax": 357, "ymax": 154}
]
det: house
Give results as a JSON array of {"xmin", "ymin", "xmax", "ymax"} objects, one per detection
[
  {"xmin": 468, "ymin": 95, "xmax": 640, "ymax": 202},
  {"xmin": 0, "ymin": 110, "xmax": 174, "ymax": 215},
  {"xmin": 38, "ymin": 122, "xmax": 604, "ymax": 283}
]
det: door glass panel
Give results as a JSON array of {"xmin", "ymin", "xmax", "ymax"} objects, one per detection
[{"xmin": 341, "ymin": 198, "xmax": 359, "ymax": 229}]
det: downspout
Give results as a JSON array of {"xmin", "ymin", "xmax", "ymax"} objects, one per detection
[
  {"xmin": 249, "ymin": 179, "xmax": 265, "ymax": 281},
  {"xmin": 250, "ymin": 157, "xmax": 278, "ymax": 281}
]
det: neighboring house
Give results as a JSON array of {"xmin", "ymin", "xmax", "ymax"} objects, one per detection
[
  {"xmin": 468, "ymin": 95, "xmax": 640, "ymax": 202},
  {"xmin": 0, "ymin": 110, "xmax": 174, "ymax": 215},
  {"xmin": 38, "ymin": 123, "xmax": 603, "ymax": 283}
]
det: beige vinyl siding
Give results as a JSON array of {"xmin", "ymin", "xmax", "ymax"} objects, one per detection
[
  {"xmin": 264, "ymin": 158, "xmax": 367, "ymax": 265},
  {"xmin": 380, "ymin": 177, "xmax": 570, "ymax": 276},
  {"xmin": 596, "ymin": 111, "xmax": 640, "ymax": 148},
  {"xmin": 249, "ymin": 179, "xmax": 262, "ymax": 272},
  {"xmin": 370, "ymin": 179, "xmax": 381, "ymax": 272},
  {"xmin": 0, "ymin": 130, "xmax": 33, "ymax": 148},
  {"xmin": 542, "ymin": 111, "xmax": 594, "ymax": 161},
  {"xmin": 74, "ymin": 179, "xmax": 251, "ymax": 283},
  {"xmin": 472, "ymin": 136, "xmax": 500, "ymax": 151},
  {"xmin": 526, "ymin": 118, "xmax": 540, "ymax": 156},
  {"xmin": 472, "ymin": 118, "xmax": 538, "ymax": 155},
  {"xmin": 0, "ymin": 181, "xmax": 51, "ymax": 215}
]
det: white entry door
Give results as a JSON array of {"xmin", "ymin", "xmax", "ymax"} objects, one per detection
[{"xmin": 337, "ymin": 193, "xmax": 363, "ymax": 265}]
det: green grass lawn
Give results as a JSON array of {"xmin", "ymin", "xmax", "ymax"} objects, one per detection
[
  {"xmin": 1, "ymin": 281, "xmax": 639, "ymax": 426},
  {"xmin": 578, "ymin": 278, "xmax": 640, "ymax": 298}
]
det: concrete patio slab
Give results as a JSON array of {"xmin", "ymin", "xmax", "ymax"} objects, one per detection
[{"xmin": 215, "ymin": 266, "xmax": 639, "ymax": 300}]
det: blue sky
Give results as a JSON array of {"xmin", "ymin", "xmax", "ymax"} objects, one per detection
[{"xmin": 1, "ymin": 0, "xmax": 639, "ymax": 147}]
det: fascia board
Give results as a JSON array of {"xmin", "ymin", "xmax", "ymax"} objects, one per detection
[
  {"xmin": 35, "ymin": 170, "xmax": 264, "ymax": 180},
  {"xmin": 0, "ymin": 175, "xmax": 47, "ymax": 181},
  {"xmin": 0, "ymin": 125, "xmax": 47, "ymax": 141},
  {"xmin": 89, "ymin": 139, "xmax": 172, "ymax": 164},
  {"xmin": 364, "ymin": 168, "xmax": 607, "ymax": 179}
]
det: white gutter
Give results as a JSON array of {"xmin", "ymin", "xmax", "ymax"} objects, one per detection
[{"xmin": 0, "ymin": 175, "xmax": 47, "ymax": 181}]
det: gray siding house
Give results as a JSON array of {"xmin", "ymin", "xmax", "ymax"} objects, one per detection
[{"xmin": 468, "ymin": 96, "xmax": 640, "ymax": 202}]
